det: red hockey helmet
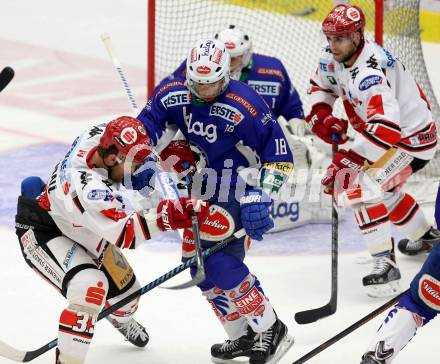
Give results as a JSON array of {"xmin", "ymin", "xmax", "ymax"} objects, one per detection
[
  {"xmin": 322, "ymin": 4, "xmax": 366, "ymax": 37},
  {"xmin": 100, "ymin": 116, "xmax": 151, "ymax": 163}
]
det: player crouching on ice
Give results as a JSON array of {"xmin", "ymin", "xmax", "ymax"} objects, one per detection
[
  {"xmin": 306, "ymin": 4, "xmax": 440, "ymax": 297},
  {"xmin": 361, "ymin": 184, "xmax": 440, "ymax": 363},
  {"xmin": 16, "ymin": 116, "xmax": 208, "ymax": 364},
  {"xmin": 136, "ymin": 38, "xmax": 294, "ymax": 364}
]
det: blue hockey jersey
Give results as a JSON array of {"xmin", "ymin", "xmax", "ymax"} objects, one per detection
[
  {"xmin": 172, "ymin": 53, "xmax": 304, "ymax": 120},
  {"xmin": 137, "ymin": 77, "xmax": 294, "ymax": 189}
]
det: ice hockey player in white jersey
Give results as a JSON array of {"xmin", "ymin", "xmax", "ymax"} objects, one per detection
[
  {"xmin": 360, "ymin": 184, "xmax": 440, "ymax": 363},
  {"xmin": 15, "ymin": 116, "xmax": 208, "ymax": 364},
  {"xmin": 306, "ymin": 4, "xmax": 440, "ymax": 297}
]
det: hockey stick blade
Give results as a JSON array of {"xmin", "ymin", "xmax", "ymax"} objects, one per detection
[
  {"xmin": 294, "ymin": 301, "xmax": 336, "ymax": 325},
  {"xmin": 0, "ymin": 67, "xmax": 14, "ymax": 92},
  {"xmin": 0, "ymin": 228, "xmax": 246, "ymax": 362}
]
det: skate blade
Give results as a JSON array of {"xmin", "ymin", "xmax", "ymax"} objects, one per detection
[
  {"xmin": 366, "ymin": 280, "xmax": 401, "ymax": 298},
  {"xmin": 266, "ymin": 334, "xmax": 295, "ymax": 364},
  {"xmin": 211, "ymin": 356, "xmax": 250, "ymax": 364}
]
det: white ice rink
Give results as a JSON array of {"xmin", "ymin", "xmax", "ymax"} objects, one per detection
[{"xmin": 0, "ymin": 1, "xmax": 440, "ymax": 363}]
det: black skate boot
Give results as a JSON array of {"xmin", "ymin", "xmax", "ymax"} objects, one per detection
[
  {"xmin": 211, "ymin": 326, "xmax": 255, "ymax": 363},
  {"xmin": 360, "ymin": 341, "xmax": 394, "ymax": 364},
  {"xmin": 107, "ymin": 317, "xmax": 149, "ymax": 347},
  {"xmin": 249, "ymin": 318, "xmax": 294, "ymax": 364},
  {"xmin": 362, "ymin": 247, "xmax": 401, "ymax": 297},
  {"xmin": 398, "ymin": 227, "xmax": 440, "ymax": 256}
]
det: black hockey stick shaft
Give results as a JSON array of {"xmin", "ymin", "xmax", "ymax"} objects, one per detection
[
  {"xmin": 0, "ymin": 67, "xmax": 14, "ymax": 92},
  {"xmin": 164, "ymin": 163, "xmax": 206, "ymax": 289},
  {"xmin": 0, "ymin": 229, "xmax": 245, "ymax": 362},
  {"xmin": 292, "ymin": 290, "xmax": 406, "ymax": 364},
  {"xmin": 295, "ymin": 141, "xmax": 339, "ymax": 324}
]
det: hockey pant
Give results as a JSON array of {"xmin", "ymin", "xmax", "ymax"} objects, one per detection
[
  {"xmin": 352, "ymin": 157, "xmax": 430, "ymax": 256},
  {"xmin": 15, "ymin": 196, "xmax": 140, "ymax": 363},
  {"xmin": 365, "ymin": 243, "xmax": 440, "ymax": 363},
  {"xmin": 182, "ymin": 186, "xmax": 276, "ymax": 338}
]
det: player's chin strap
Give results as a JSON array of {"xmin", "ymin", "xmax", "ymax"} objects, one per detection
[
  {"xmin": 162, "ymin": 161, "xmax": 207, "ymax": 290},
  {"xmin": 0, "ymin": 228, "xmax": 246, "ymax": 362}
]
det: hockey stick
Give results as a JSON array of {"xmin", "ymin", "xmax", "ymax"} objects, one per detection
[
  {"xmin": 292, "ymin": 290, "xmax": 406, "ymax": 364},
  {"xmin": 0, "ymin": 228, "xmax": 246, "ymax": 362},
  {"xmin": 163, "ymin": 162, "xmax": 206, "ymax": 289},
  {"xmin": 295, "ymin": 139, "xmax": 339, "ymax": 324},
  {"xmin": 0, "ymin": 67, "xmax": 14, "ymax": 93}
]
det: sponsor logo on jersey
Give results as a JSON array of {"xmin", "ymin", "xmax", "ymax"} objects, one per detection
[
  {"xmin": 255, "ymin": 67, "xmax": 285, "ymax": 81},
  {"xmin": 200, "ymin": 205, "xmax": 235, "ymax": 241},
  {"xmin": 156, "ymin": 81, "xmax": 185, "ymax": 97},
  {"xmin": 160, "ymin": 90, "xmax": 191, "ymax": 108},
  {"xmin": 319, "ymin": 60, "xmax": 335, "ymax": 73},
  {"xmin": 262, "ymin": 162, "xmax": 293, "ymax": 175},
  {"xmin": 87, "ymin": 189, "xmax": 114, "ymax": 201},
  {"xmin": 383, "ymin": 48, "xmax": 396, "ymax": 68},
  {"xmin": 254, "ymin": 304, "xmax": 266, "ymax": 317},
  {"xmin": 359, "ymin": 75, "xmax": 383, "ymax": 91},
  {"xmin": 260, "ymin": 112, "xmax": 275, "ymax": 125},
  {"xmin": 418, "ymin": 274, "xmax": 440, "ymax": 310},
  {"xmin": 232, "ymin": 287, "xmax": 264, "ymax": 315},
  {"xmin": 248, "ymin": 80, "xmax": 281, "ymax": 96},
  {"xmin": 270, "ymin": 201, "xmax": 299, "ymax": 222},
  {"xmin": 226, "ymin": 312, "xmax": 240, "ymax": 321},
  {"xmin": 239, "ymin": 280, "xmax": 251, "ymax": 293},
  {"xmin": 209, "ymin": 102, "xmax": 244, "ymax": 124},
  {"xmin": 196, "ymin": 65, "xmax": 211, "ymax": 74},
  {"xmin": 225, "ymin": 92, "xmax": 257, "ymax": 116}
]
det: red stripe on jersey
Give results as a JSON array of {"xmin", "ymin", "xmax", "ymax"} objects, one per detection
[
  {"xmin": 122, "ymin": 218, "xmax": 135, "ymax": 249},
  {"xmin": 367, "ymin": 94, "xmax": 385, "ymax": 119},
  {"xmin": 366, "ymin": 203, "xmax": 388, "ymax": 221},
  {"xmin": 136, "ymin": 212, "xmax": 151, "ymax": 240},
  {"xmin": 100, "ymin": 208, "xmax": 127, "ymax": 222},
  {"xmin": 367, "ymin": 122, "xmax": 401, "ymax": 146},
  {"xmin": 416, "ymin": 82, "xmax": 431, "ymax": 110}
]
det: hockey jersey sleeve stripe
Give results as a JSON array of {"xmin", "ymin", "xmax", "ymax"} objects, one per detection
[
  {"xmin": 364, "ymin": 121, "xmax": 401, "ymax": 146},
  {"xmin": 136, "ymin": 212, "xmax": 151, "ymax": 240},
  {"xmin": 72, "ymin": 195, "xmax": 85, "ymax": 214},
  {"xmin": 361, "ymin": 130, "xmax": 392, "ymax": 150},
  {"xmin": 114, "ymin": 220, "xmax": 136, "ymax": 250},
  {"xmin": 368, "ymin": 119, "xmax": 401, "ymax": 133}
]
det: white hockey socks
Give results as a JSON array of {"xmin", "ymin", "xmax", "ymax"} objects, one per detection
[{"xmin": 365, "ymin": 306, "xmax": 422, "ymax": 363}]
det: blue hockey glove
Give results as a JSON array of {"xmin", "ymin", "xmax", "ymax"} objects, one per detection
[
  {"xmin": 21, "ymin": 176, "xmax": 45, "ymax": 198},
  {"xmin": 240, "ymin": 189, "xmax": 274, "ymax": 241},
  {"xmin": 130, "ymin": 157, "xmax": 157, "ymax": 193}
]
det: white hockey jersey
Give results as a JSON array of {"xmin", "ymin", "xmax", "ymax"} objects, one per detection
[
  {"xmin": 38, "ymin": 123, "xmax": 160, "ymax": 258},
  {"xmin": 308, "ymin": 40, "xmax": 437, "ymax": 161}
]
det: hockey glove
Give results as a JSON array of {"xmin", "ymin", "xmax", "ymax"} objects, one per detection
[
  {"xmin": 160, "ymin": 140, "xmax": 197, "ymax": 174},
  {"xmin": 156, "ymin": 197, "xmax": 209, "ymax": 231},
  {"xmin": 130, "ymin": 157, "xmax": 157, "ymax": 192},
  {"xmin": 322, "ymin": 149, "xmax": 366, "ymax": 195},
  {"xmin": 240, "ymin": 189, "xmax": 274, "ymax": 241},
  {"xmin": 306, "ymin": 103, "xmax": 348, "ymax": 144}
]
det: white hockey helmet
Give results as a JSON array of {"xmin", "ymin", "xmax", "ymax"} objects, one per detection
[
  {"xmin": 186, "ymin": 38, "xmax": 231, "ymax": 101},
  {"xmin": 215, "ymin": 25, "xmax": 252, "ymax": 76}
]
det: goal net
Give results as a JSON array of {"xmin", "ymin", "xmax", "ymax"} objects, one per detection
[{"xmin": 147, "ymin": 0, "xmax": 440, "ymax": 205}]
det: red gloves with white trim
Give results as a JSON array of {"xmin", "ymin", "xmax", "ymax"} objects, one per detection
[
  {"xmin": 156, "ymin": 198, "xmax": 209, "ymax": 231},
  {"xmin": 160, "ymin": 140, "xmax": 197, "ymax": 173},
  {"xmin": 322, "ymin": 149, "xmax": 367, "ymax": 195},
  {"xmin": 306, "ymin": 103, "xmax": 348, "ymax": 144}
]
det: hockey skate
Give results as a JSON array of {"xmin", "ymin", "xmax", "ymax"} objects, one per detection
[
  {"xmin": 360, "ymin": 341, "xmax": 394, "ymax": 364},
  {"xmin": 249, "ymin": 318, "xmax": 294, "ymax": 364},
  {"xmin": 107, "ymin": 317, "xmax": 149, "ymax": 347},
  {"xmin": 397, "ymin": 227, "xmax": 440, "ymax": 256},
  {"xmin": 362, "ymin": 249, "xmax": 401, "ymax": 298},
  {"xmin": 211, "ymin": 326, "xmax": 255, "ymax": 364}
]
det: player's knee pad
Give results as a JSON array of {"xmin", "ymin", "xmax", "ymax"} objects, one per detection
[
  {"xmin": 203, "ymin": 287, "xmax": 247, "ymax": 340},
  {"xmin": 398, "ymin": 291, "xmax": 436, "ymax": 325},
  {"xmin": 409, "ymin": 244, "xmax": 440, "ymax": 319},
  {"xmin": 225, "ymin": 273, "xmax": 276, "ymax": 333},
  {"xmin": 387, "ymin": 192, "xmax": 430, "ymax": 240},
  {"xmin": 65, "ymin": 268, "xmax": 108, "ymax": 314},
  {"xmin": 353, "ymin": 202, "xmax": 392, "ymax": 254},
  {"xmin": 205, "ymin": 251, "xmax": 249, "ymax": 290},
  {"xmin": 107, "ymin": 278, "xmax": 141, "ymax": 323}
]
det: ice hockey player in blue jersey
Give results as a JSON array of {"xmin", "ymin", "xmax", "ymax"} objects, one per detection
[
  {"xmin": 172, "ymin": 25, "xmax": 305, "ymax": 136},
  {"xmin": 360, "ymin": 183, "xmax": 440, "ymax": 364},
  {"xmin": 137, "ymin": 38, "xmax": 294, "ymax": 364}
]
